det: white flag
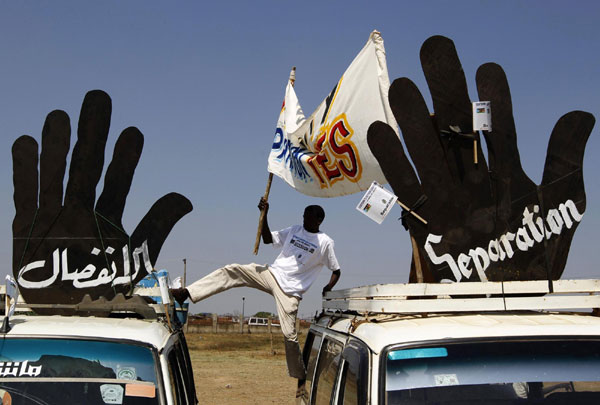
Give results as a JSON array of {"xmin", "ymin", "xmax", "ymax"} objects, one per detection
[
  {"xmin": 5, "ymin": 275, "xmax": 18, "ymax": 317},
  {"xmin": 158, "ymin": 275, "xmax": 171, "ymax": 305},
  {"xmin": 169, "ymin": 276, "xmax": 182, "ymax": 289},
  {"xmin": 268, "ymin": 30, "xmax": 397, "ymax": 197}
]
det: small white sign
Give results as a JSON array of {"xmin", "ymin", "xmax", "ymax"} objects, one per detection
[
  {"xmin": 356, "ymin": 181, "xmax": 398, "ymax": 224},
  {"xmin": 473, "ymin": 101, "xmax": 491, "ymax": 131}
]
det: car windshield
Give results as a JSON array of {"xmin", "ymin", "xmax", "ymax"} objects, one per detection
[
  {"xmin": 385, "ymin": 339, "xmax": 600, "ymax": 404},
  {"xmin": 0, "ymin": 338, "xmax": 159, "ymax": 405}
]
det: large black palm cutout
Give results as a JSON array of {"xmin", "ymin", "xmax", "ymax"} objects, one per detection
[
  {"xmin": 368, "ymin": 36, "xmax": 594, "ymax": 283},
  {"xmin": 12, "ymin": 90, "xmax": 193, "ymax": 307}
]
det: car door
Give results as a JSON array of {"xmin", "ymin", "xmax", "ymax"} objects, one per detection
[
  {"xmin": 303, "ymin": 328, "xmax": 370, "ymax": 405},
  {"xmin": 309, "ymin": 332, "xmax": 345, "ymax": 404},
  {"xmin": 336, "ymin": 339, "xmax": 369, "ymax": 404},
  {"xmin": 164, "ymin": 331, "xmax": 198, "ymax": 404}
]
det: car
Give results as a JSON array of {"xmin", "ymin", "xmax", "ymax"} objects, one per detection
[
  {"xmin": 301, "ymin": 279, "xmax": 600, "ymax": 404},
  {"xmin": 248, "ymin": 317, "xmax": 280, "ymax": 327},
  {"xmin": 0, "ymin": 292, "xmax": 197, "ymax": 405}
]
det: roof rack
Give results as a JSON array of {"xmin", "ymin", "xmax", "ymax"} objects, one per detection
[
  {"xmin": 2, "ymin": 294, "xmax": 159, "ymax": 319},
  {"xmin": 0, "ymin": 288, "xmax": 180, "ymax": 321},
  {"xmin": 322, "ymin": 279, "xmax": 600, "ymax": 314}
]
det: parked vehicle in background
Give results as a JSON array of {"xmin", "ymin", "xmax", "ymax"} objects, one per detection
[
  {"xmin": 0, "ymin": 289, "xmax": 197, "ymax": 404},
  {"xmin": 248, "ymin": 316, "xmax": 280, "ymax": 327},
  {"xmin": 301, "ymin": 279, "xmax": 600, "ymax": 404}
]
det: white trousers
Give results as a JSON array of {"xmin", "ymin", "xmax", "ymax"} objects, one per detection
[{"xmin": 186, "ymin": 263, "xmax": 306, "ymax": 379}]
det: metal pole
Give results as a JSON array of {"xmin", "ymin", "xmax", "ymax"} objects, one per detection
[
  {"xmin": 241, "ymin": 297, "xmax": 245, "ymax": 334},
  {"xmin": 182, "ymin": 258, "xmax": 188, "ymax": 333}
]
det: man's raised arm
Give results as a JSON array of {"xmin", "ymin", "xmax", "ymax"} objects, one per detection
[{"xmin": 258, "ymin": 197, "xmax": 273, "ymax": 245}]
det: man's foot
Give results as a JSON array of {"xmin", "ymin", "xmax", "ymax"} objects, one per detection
[
  {"xmin": 170, "ymin": 288, "xmax": 190, "ymax": 305},
  {"xmin": 296, "ymin": 379, "xmax": 307, "ymax": 398},
  {"xmin": 295, "ymin": 381, "xmax": 309, "ymax": 405}
]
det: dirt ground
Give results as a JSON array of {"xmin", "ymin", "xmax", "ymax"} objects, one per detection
[{"xmin": 187, "ymin": 332, "xmax": 306, "ymax": 405}]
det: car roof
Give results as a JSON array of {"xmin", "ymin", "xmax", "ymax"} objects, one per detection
[
  {"xmin": 1, "ymin": 314, "xmax": 173, "ymax": 349},
  {"xmin": 320, "ymin": 311, "xmax": 600, "ymax": 354}
]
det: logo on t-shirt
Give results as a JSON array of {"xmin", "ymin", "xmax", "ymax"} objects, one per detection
[{"xmin": 290, "ymin": 237, "xmax": 317, "ymax": 254}]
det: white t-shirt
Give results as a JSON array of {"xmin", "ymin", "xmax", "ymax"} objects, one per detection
[{"xmin": 269, "ymin": 225, "xmax": 340, "ymax": 298}]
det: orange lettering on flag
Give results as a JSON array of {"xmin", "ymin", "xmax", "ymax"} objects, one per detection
[{"xmin": 307, "ymin": 114, "xmax": 362, "ymax": 188}]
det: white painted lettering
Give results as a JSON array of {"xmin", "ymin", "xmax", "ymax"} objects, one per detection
[
  {"xmin": 547, "ymin": 208, "xmax": 564, "ymax": 235},
  {"xmin": 17, "ymin": 251, "xmax": 58, "ymax": 289},
  {"xmin": 515, "ymin": 227, "xmax": 534, "ymax": 251},
  {"xmin": 487, "ymin": 239, "xmax": 504, "ymax": 261},
  {"xmin": 425, "ymin": 234, "xmax": 462, "ymax": 282},
  {"xmin": 468, "ymin": 247, "xmax": 490, "ymax": 282},
  {"xmin": 499, "ymin": 232, "xmax": 516, "ymax": 258},
  {"xmin": 16, "ymin": 240, "xmax": 151, "ymax": 290},
  {"xmin": 424, "ymin": 199, "xmax": 584, "ymax": 283},
  {"xmin": 560, "ymin": 199, "xmax": 584, "ymax": 224},
  {"xmin": 457, "ymin": 253, "xmax": 472, "ymax": 278},
  {"xmin": 522, "ymin": 206, "xmax": 544, "ymax": 243}
]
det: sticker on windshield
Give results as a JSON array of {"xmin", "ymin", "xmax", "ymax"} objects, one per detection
[
  {"xmin": 0, "ymin": 389, "xmax": 12, "ymax": 404},
  {"xmin": 434, "ymin": 374, "xmax": 459, "ymax": 386},
  {"xmin": 100, "ymin": 384, "xmax": 124, "ymax": 404},
  {"xmin": 125, "ymin": 383, "xmax": 156, "ymax": 398},
  {"xmin": 117, "ymin": 365, "xmax": 137, "ymax": 380}
]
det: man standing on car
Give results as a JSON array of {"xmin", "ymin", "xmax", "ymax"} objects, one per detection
[{"xmin": 171, "ymin": 197, "xmax": 341, "ymax": 392}]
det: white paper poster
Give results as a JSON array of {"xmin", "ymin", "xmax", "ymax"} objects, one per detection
[
  {"xmin": 473, "ymin": 101, "xmax": 491, "ymax": 131},
  {"xmin": 356, "ymin": 181, "xmax": 398, "ymax": 224}
]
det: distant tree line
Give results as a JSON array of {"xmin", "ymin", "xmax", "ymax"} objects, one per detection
[{"xmin": 253, "ymin": 311, "xmax": 275, "ymax": 318}]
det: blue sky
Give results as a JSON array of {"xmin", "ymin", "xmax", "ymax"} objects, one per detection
[{"xmin": 1, "ymin": 1, "xmax": 599, "ymax": 318}]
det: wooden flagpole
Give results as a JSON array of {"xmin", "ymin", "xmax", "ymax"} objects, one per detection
[
  {"xmin": 410, "ymin": 235, "xmax": 424, "ymax": 283},
  {"xmin": 254, "ymin": 173, "xmax": 273, "ymax": 254},
  {"xmin": 254, "ymin": 67, "xmax": 296, "ymax": 255}
]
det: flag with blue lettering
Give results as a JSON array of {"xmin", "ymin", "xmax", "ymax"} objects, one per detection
[{"xmin": 268, "ymin": 31, "xmax": 398, "ymax": 197}]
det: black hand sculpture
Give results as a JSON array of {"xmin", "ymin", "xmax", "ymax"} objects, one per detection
[
  {"xmin": 12, "ymin": 90, "xmax": 193, "ymax": 306},
  {"xmin": 368, "ymin": 36, "xmax": 594, "ymax": 283}
]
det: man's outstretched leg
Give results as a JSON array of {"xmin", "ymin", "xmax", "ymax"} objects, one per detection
[{"xmin": 171, "ymin": 263, "xmax": 271, "ymax": 304}]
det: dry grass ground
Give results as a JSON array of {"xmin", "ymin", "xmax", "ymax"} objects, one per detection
[{"xmin": 187, "ymin": 332, "xmax": 307, "ymax": 404}]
